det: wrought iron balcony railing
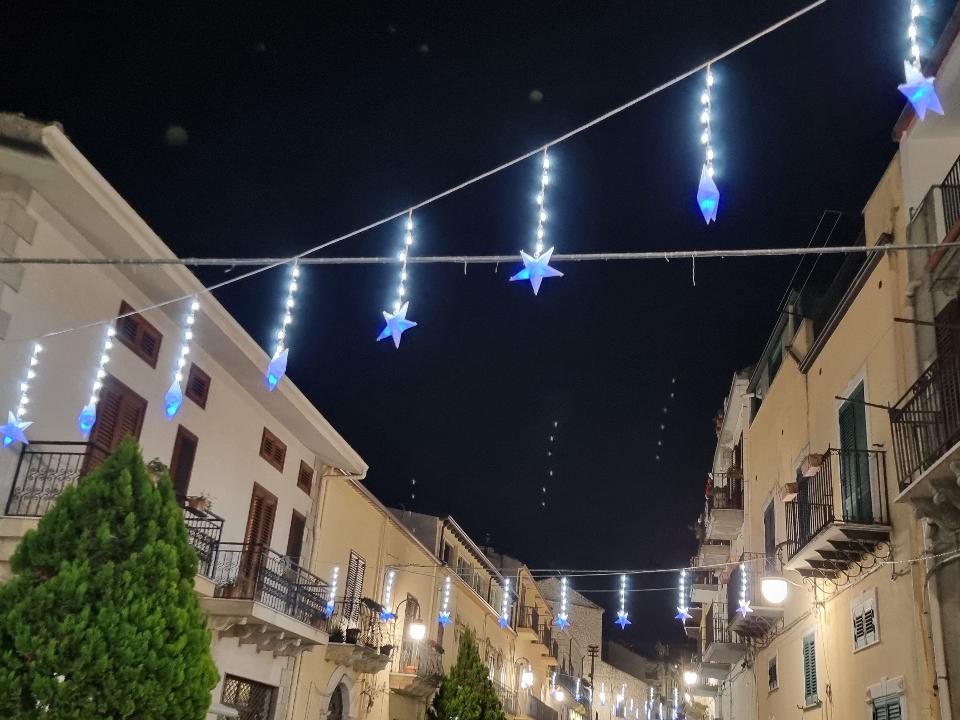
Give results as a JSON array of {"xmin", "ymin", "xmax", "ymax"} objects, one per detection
[
  {"xmin": 181, "ymin": 502, "xmax": 224, "ymax": 578},
  {"xmin": 784, "ymin": 448, "xmax": 888, "ymax": 559},
  {"xmin": 704, "ymin": 602, "xmax": 733, "ymax": 648},
  {"xmin": 517, "ymin": 605, "xmax": 541, "ymax": 633},
  {"xmin": 493, "ymin": 680, "xmax": 519, "ymax": 716},
  {"xmin": 707, "ymin": 470, "xmax": 744, "ymax": 512},
  {"xmin": 890, "ymin": 350, "xmax": 960, "ymax": 490},
  {"xmin": 527, "ymin": 693, "xmax": 559, "ymax": 720},
  {"xmin": 4, "ymin": 441, "xmax": 98, "ymax": 516},
  {"xmin": 393, "ymin": 640, "xmax": 443, "ymax": 677},
  {"xmin": 324, "ymin": 598, "xmax": 387, "ymax": 648},
  {"xmin": 211, "ymin": 541, "xmax": 329, "ymax": 627}
]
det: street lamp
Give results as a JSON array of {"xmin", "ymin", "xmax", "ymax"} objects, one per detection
[
  {"xmin": 516, "ymin": 657, "xmax": 534, "ymax": 690},
  {"xmin": 683, "ymin": 670, "xmax": 698, "ymax": 687},
  {"xmin": 394, "ymin": 598, "xmax": 427, "ymax": 640},
  {"xmin": 555, "ymin": 688, "xmax": 565, "ymax": 702},
  {"xmin": 760, "ymin": 576, "xmax": 789, "ymax": 605}
]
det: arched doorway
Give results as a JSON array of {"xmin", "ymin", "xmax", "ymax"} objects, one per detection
[{"xmin": 328, "ymin": 685, "xmax": 345, "ymax": 720}]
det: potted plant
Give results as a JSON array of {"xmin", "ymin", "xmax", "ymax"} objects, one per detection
[
  {"xmin": 329, "ymin": 627, "xmax": 346, "ymax": 643},
  {"xmin": 146, "ymin": 458, "xmax": 167, "ymax": 485},
  {"xmin": 186, "ymin": 492, "xmax": 214, "ymax": 513},
  {"xmin": 361, "ymin": 597, "xmax": 384, "ymax": 614},
  {"xmin": 380, "ymin": 644, "xmax": 394, "ymax": 656},
  {"xmin": 345, "ymin": 627, "xmax": 360, "ymax": 644}
]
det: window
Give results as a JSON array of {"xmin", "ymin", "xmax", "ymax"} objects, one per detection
[
  {"xmin": 169, "ymin": 425, "xmax": 198, "ymax": 498},
  {"xmin": 763, "ymin": 500, "xmax": 777, "ymax": 573},
  {"xmin": 802, "ymin": 632, "xmax": 819, "ymax": 707},
  {"xmin": 85, "ymin": 374, "xmax": 147, "ymax": 472},
  {"xmin": 297, "ymin": 461, "xmax": 314, "ymax": 495},
  {"xmin": 344, "ymin": 551, "xmax": 366, "ymax": 625},
  {"xmin": 456, "ymin": 556, "xmax": 470, "ymax": 583},
  {"xmin": 115, "ymin": 300, "xmax": 162, "ymax": 367},
  {"xmin": 243, "ymin": 483, "xmax": 277, "ymax": 548},
  {"xmin": 852, "ymin": 589, "xmax": 879, "ymax": 651},
  {"xmin": 839, "ymin": 383, "xmax": 874, "ymax": 523},
  {"xmin": 442, "ymin": 542, "xmax": 454, "ymax": 565},
  {"xmin": 286, "ymin": 511, "xmax": 306, "ymax": 563},
  {"xmin": 185, "ymin": 363, "xmax": 211, "ymax": 408},
  {"xmin": 767, "ymin": 655, "xmax": 778, "ymax": 691},
  {"xmin": 872, "ymin": 695, "xmax": 903, "ymax": 720},
  {"xmin": 259, "ymin": 427, "xmax": 286, "ymax": 472},
  {"xmin": 221, "ymin": 674, "xmax": 278, "ymax": 720}
]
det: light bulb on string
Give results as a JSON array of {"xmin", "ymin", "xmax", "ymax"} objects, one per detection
[
  {"xmin": 326, "ymin": 565, "xmax": 339, "ymax": 615},
  {"xmin": 674, "ymin": 569, "xmax": 692, "ymax": 621},
  {"xmin": 265, "ymin": 263, "xmax": 300, "ymax": 391},
  {"xmin": 77, "ymin": 324, "xmax": 116, "ymax": 438},
  {"xmin": 554, "ymin": 576, "xmax": 570, "ymax": 629},
  {"xmin": 164, "ymin": 298, "xmax": 199, "ymax": 418},
  {"xmin": 736, "ymin": 561, "xmax": 753, "ymax": 617},
  {"xmin": 380, "ymin": 569, "xmax": 397, "ymax": 621},
  {"xmin": 377, "ymin": 211, "xmax": 418, "ymax": 348},
  {"xmin": 696, "ymin": 65, "xmax": 720, "ymax": 223},
  {"xmin": 511, "ymin": 147, "xmax": 563, "ymax": 294},
  {"xmin": 615, "ymin": 574, "xmax": 630, "ymax": 628},
  {"xmin": 438, "ymin": 574, "xmax": 452, "ymax": 625},
  {"xmin": 500, "ymin": 577, "xmax": 512, "ymax": 627},
  {"xmin": 898, "ymin": 1, "xmax": 944, "ymax": 120},
  {"xmin": 2, "ymin": 342, "xmax": 42, "ymax": 447}
]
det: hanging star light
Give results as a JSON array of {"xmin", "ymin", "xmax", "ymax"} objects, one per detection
[
  {"xmin": 736, "ymin": 561, "xmax": 754, "ymax": 617},
  {"xmin": 265, "ymin": 263, "xmax": 300, "ymax": 391},
  {"xmin": 438, "ymin": 575, "xmax": 453, "ymax": 625},
  {"xmin": 78, "ymin": 325, "xmax": 116, "ymax": 438},
  {"xmin": 378, "ymin": 212, "xmax": 418, "ymax": 347},
  {"xmin": 615, "ymin": 574, "xmax": 631, "ymax": 629},
  {"xmin": 500, "ymin": 577, "xmax": 512, "ymax": 628},
  {"xmin": 898, "ymin": 2, "xmax": 944, "ymax": 121},
  {"xmin": 2, "ymin": 342, "xmax": 42, "ymax": 447},
  {"xmin": 696, "ymin": 66, "xmax": 720, "ymax": 223},
  {"xmin": 511, "ymin": 148, "xmax": 563, "ymax": 294},
  {"xmin": 554, "ymin": 576, "xmax": 571, "ymax": 629},
  {"xmin": 326, "ymin": 565, "xmax": 339, "ymax": 616},
  {"xmin": 674, "ymin": 568, "xmax": 692, "ymax": 621},
  {"xmin": 164, "ymin": 298, "xmax": 199, "ymax": 419},
  {"xmin": 380, "ymin": 569, "xmax": 397, "ymax": 621}
]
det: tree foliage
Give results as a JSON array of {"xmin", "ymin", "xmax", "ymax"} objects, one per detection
[
  {"xmin": 0, "ymin": 436, "xmax": 218, "ymax": 719},
  {"xmin": 429, "ymin": 626, "xmax": 506, "ymax": 720}
]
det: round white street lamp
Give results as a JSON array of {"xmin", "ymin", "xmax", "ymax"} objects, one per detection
[
  {"xmin": 683, "ymin": 670, "xmax": 698, "ymax": 687},
  {"xmin": 760, "ymin": 576, "xmax": 789, "ymax": 605},
  {"xmin": 408, "ymin": 618, "xmax": 427, "ymax": 640}
]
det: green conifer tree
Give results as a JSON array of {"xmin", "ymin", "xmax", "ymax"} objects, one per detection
[
  {"xmin": 429, "ymin": 626, "xmax": 506, "ymax": 720},
  {"xmin": 0, "ymin": 436, "xmax": 218, "ymax": 719}
]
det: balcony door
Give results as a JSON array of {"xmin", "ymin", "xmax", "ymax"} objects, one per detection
[
  {"xmin": 237, "ymin": 483, "xmax": 277, "ymax": 598},
  {"xmin": 839, "ymin": 384, "xmax": 873, "ymax": 523},
  {"xmin": 84, "ymin": 374, "xmax": 147, "ymax": 472}
]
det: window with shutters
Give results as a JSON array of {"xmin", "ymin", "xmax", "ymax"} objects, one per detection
[
  {"xmin": 852, "ymin": 589, "xmax": 879, "ymax": 651},
  {"xmin": 344, "ymin": 551, "xmax": 366, "ymax": 625},
  {"xmin": 286, "ymin": 511, "xmax": 306, "ymax": 563},
  {"xmin": 297, "ymin": 460, "xmax": 313, "ymax": 495},
  {"xmin": 763, "ymin": 500, "xmax": 777, "ymax": 573},
  {"xmin": 259, "ymin": 427, "xmax": 286, "ymax": 472},
  {"xmin": 85, "ymin": 374, "xmax": 148, "ymax": 472},
  {"xmin": 872, "ymin": 694, "xmax": 903, "ymax": 720},
  {"xmin": 768, "ymin": 655, "xmax": 778, "ymax": 691},
  {"xmin": 802, "ymin": 632, "xmax": 819, "ymax": 707},
  {"xmin": 169, "ymin": 425, "xmax": 198, "ymax": 499},
  {"xmin": 243, "ymin": 483, "xmax": 278, "ymax": 549},
  {"xmin": 115, "ymin": 301, "xmax": 163, "ymax": 368},
  {"xmin": 839, "ymin": 382, "xmax": 874, "ymax": 523},
  {"xmin": 221, "ymin": 674, "xmax": 278, "ymax": 720},
  {"xmin": 184, "ymin": 363, "xmax": 211, "ymax": 409},
  {"xmin": 441, "ymin": 542, "xmax": 453, "ymax": 565}
]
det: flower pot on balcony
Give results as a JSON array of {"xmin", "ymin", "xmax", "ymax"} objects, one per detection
[
  {"xmin": 345, "ymin": 628, "xmax": 360, "ymax": 645},
  {"xmin": 404, "ymin": 664, "xmax": 417, "ymax": 674},
  {"xmin": 800, "ymin": 453, "xmax": 824, "ymax": 478},
  {"xmin": 380, "ymin": 644, "xmax": 393, "ymax": 656},
  {"xmin": 781, "ymin": 481, "xmax": 799, "ymax": 502}
]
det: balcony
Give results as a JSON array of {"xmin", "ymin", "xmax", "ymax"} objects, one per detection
[
  {"xmin": 525, "ymin": 694, "xmax": 559, "ymax": 720},
  {"xmin": 696, "ymin": 539, "xmax": 730, "ymax": 568},
  {"xmin": 688, "ymin": 558, "xmax": 719, "ymax": 604},
  {"xmin": 390, "ymin": 640, "xmax": 444, "ymax": 698},
  {"xmin": 204, "ymin": 541, "xmax": 329, "ymax": 656},
  {"xmin": 494, "ymin": 681, "xmax": 520, "ymax": 716},
  {"xmin": 784, "ymin": 449, "xmax": 890, "ymax": 578},
  {"xmin": 911, "ymin": 155, "xmax": 960, "ymax": 293},
  {"xmin": 517, "ymin": 605, "xmax": 542, "ymax": 640},
  {"xmin": 683, "ymin": 606, "xmax": 702, "ymax": 640},
  {"xmin": 726, "ymin": 556, "xmax": 783, "ymax": 639},
  {"xmin": 704, "ymin": 470, "xmax": 744, "ymax": 541},
  {"xmin": 702, "ymin": 602, "xmax": 745, "ymax": 665},
  {"xmin": 322, "ymin": 599, "xmax": 392, "ymax": 673}
]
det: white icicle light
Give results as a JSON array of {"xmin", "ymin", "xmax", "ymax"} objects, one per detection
[
  {"xmin": 438, "ymin": 574, "xmax": 452, "ymax": 625},
  {"xmin": 381, "ymin": 569, "xmax": 396, "ymax": 620},
  {"xmin": 326, "ymin": 565, "xmax": 339, "ymax": 614},
  {"xmin": 265, "ymin": 263, "xmax": 300, "ymax": 391},
  {"xmin": 15, "ymin": 343, "xmax": 42, "ymax": 419},
  {"xmin": 376, "ymin": 212, "xmax": 419, "ymax": 348},
  {"xmin": 554, "ymin": 576, "xmax": 570, "ymax": 629},
  {"xmin": 164, "ymin": 298, "xmax": 199, "ymax": 419},
  {"xmin": 77, "ymin": 325, "xmax": 116, "ymax": 438},
  {"xmin": 701, "ymin": 68, "xmax": 715, "ymax": 179},
  {"xmin": 500, "ymin": 577, "xmax": 511, "ymax": 627}
]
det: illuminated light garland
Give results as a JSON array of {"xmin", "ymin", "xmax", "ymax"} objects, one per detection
[
  {"xmin": 554, "ymin": 576, "xmax": 570, "ymax": 629},
  {"xmin": 377, "ymin": 212, "xmax": 418, "ymax": 348},
  {"xmin": 696, "ymin": 66, "xmax": 720, "ymax": 224},
  {"xmin": 673, "ymin": 686, "xmax": 680, "ymax": 720},
  {"xmin": 736, "ymin": 561, "xmax": 753, "ymax": 617},
  {"xmin": 164, "ymin": 298, "xmax": 198, "ymax": 418},
  {"xmin": 898, "ymin": 1, "xmax": 944, "ymax": 121},
  {"xmin": 78, "ymin": 324, "xmax": 116, "ymax": 438},
  {"xmin": 326, "ymin": 565, "xmax": 340, "ymax": 615},
  {"xmin": 674, "ymin": 569, "xmax": 692, "ymax": 621},
  {"xmin": 615, "ymin": 574, "xmax": 631, "ymax": 628},
  {"xmin": 599, "ymin": 683, "xmax": 607, "ymax": 707},
  {"xmin": 511, "ymin": 148, "xmax": 563, "ymax": 295},
  {"xmin": 1, "ymin": 342, "xmax": 42, "ymax": 446},
  {"xmin": 438, "ymin": 575, "xmax": 452, "ymax": 625},
  {"xmin": 380, "ymin": 569, "xmax": 397, "ymax": 621},
  {"xmin": 500, "ymin": 577, "xmax": 512, "ymax": 627},
  {"xmin": 265, "ymin": 263, "xmax": 300, "ymax": 391}
]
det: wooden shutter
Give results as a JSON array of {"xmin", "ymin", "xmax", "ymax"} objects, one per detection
[
  {"xmin": 935, "ymin": 298, "xmax": 960, "ymax": 360},
  {"xmin": 862, "ymin": 596, "xmax": 878, "ymax": 646},
  {"xmin": 169, "ymin": 425, "xmax": 199, "ymax": 498},
  {"xmin": 768, "ymin": 656, "xmax": 778, "ymax": 690},
  {"xmin": 86, "ymin": 375, "xmax": 147, "ymax": 471},
  {"xmin": 297, "ymin": 461, "xmax": 313, "ymax": 494},
  {"xmin": 873, "ymin": 696, "xmax": 902, "ymax": 720},
  {"xmin": 763, "ymin": 501, "xmax": 776, "ymax": 573},
  {"xmin": 802, "ymin": 633, "xmax": 818, "ymax": 706},
  {"xmin": 259, "ymin": 428, "xmax": 286, "ymax": 472},
  {"xmin": 343, "ymin": 551, "xmax": 366, "ymax": 624},
  {"xmin": 243, "ymin": 483, "xmax": 278, "ymax": 549},
  {"xmin": 286, "ymin": 511, "xmax": 306, "ymax": 563},
  {"xmin": 185, "ymin": 363, "xmax": 211, "ymax": 409},
  {"xmin": 852, "ymin": 598, "xmax": 866, "ymax": 650},
  {"xmin": 115, "ymin": 301, "xmax": 163, "ymax": 367}
]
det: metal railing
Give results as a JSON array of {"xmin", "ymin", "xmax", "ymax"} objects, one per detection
[
  {"xmin": 4, "ymin": 441, "xmax": 99, "ymax": 516},
  {"xmin": 704, "ymin": 602, "xmax": 733, "ymax": 648},
  {"xmin": 210, "ymin": 542, "xmax": 329, "ymax": 627},
  {"xmin": 494, "ymin": 680, "xmax": 519, "ymax": 716},
  {"xmin": 538, "ymin": 623, "xmax": 554, "ymax": 652},
  {"xmin": 517, "ymin": 605, "xmax": 541, "ymax": 632},
  {"xmin": 527, "ymin": 694, "xmax": 559, "ymax": 720},
  {"xmin": 890, "ymin": 350, "xmax": 960, "ymax": 490},
  {"xmin": 784, "ymin": 449, "xmax": 888, "ymax": 559},
  {"xmin": 725, "ymin": 555, "xmax": 769, "ymax": 621},
  {"xmin": 393, "ymin": 640, "xmax": 443, "ymax": 678},
  {"xmin": 323, "ymin": 598, "xmax": 387, "ymax": 648},
  {"xmin": 707, "ymin": 470, "xmax": 744, "ymax": 511},
  {"xmin": 181, "ymin": 502, "xmax": 224, "ymax": 578}
]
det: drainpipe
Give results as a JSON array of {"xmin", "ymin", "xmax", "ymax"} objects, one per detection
[{"xmin": 924, "ymin": 520, "xmax": 953, "ymax": 720}]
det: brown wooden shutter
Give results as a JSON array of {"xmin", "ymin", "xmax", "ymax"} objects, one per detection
[
  {"xmin": 185, "ymin": 363, "xmax": 211, "ymax": 408},
  {"xmin": 286, "ymin": 511, "xmax": 306, "ymax": 563},
  {"xmin": 86, "ymin": 375, "xmax": 147, "ymax": 471},
  {"xmin": 243, "ymin": 483, "xmax": 278, "ymax": 549},
  {"xmin": 343, "ymin": 551, "xmax": 366, "ymax": 624},
  {"xmin": 115, "ymin": 301, "xmax": 163, "ymax": 368},
  {"xmin": 169, "ymin": 425, "xmax": 199, "ymax": 498},
  {"xmin": 935, "ymin": 298, "xmax": 960, "ymax": 360},
  {"xmin": 259, "ymin": 428, "xmax": 286, "ymax": 472},
  {"xmin": 297, "ymin": 461, "xmax": 313, "ymax": 494}
]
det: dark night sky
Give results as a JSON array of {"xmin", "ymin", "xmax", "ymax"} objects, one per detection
[{"xmin": 1, "ymin": 0, "xmax": 950, "ymax": 643}]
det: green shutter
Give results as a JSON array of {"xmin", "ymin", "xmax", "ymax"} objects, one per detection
[
  {"xmin": 873, "ymin": 695, "xmax": 901, "ymax": 720},
  {"xmin": 839, "ymin": 383, "xmax": 873, "ymax": 523},
  {"xmin": 802, "ymin": 633, "xmax": 818, "ymax": 706}
]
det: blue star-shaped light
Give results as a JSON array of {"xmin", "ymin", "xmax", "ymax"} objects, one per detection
[
  {"xmin": 78, "ymin": 402, "xmax": 97, "ymax": 438},
  {"xmin": 554, "ymin": 613, "xmax": 570, "ymax": 630},
  {"xmin": 899, "ymin": 60, "xmax": 944, "ymax": 121},
  {"xmin": 1, "ymin": 411, "xmax": 31, "ymax": 447},
  {"xmin": 377, "ymin": 301, "xmax": 417, "ymax": 348},
  {"xmin": 499, "ymin": 615, "xmax": 509, "ymax": 628},
  {"xmin": 164, "ymin": 380, "xmax": 184, "ymax": 419},
  {"xmin": 615, "ymin": 610, "xmax": 631, "ymax": 629},
  {"xmin": 509, "ymin": 246, "xmax": 563, "ymax": 295},
  {"xmin": 325, "ymin": 600, "xmax": 335, "ymax": 617},
  {"xmin": 736, "ymin": 600, "xmax": 753, "ymax": 618},
  {"xmin": 696, "ymin": 165, "xmax": 720, "ymax": 224},
  {"xmin": 265, "ymin": 347, "xmax": 289, "ymax": 391},
  {"xmin": 379, "ymin": 610, "xmax": 397, "ymax": 622},
  {"xmin": 437, "ymin": 610, "xmax": 452, "ymax": 626},
  {"xmin": 674, "ymin": 606, "xmax": 692, "ymax": 622}
]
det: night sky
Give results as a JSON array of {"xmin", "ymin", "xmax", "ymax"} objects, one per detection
[{"xmin": 1, "ymin": 0, "xmax": 950, "ymax": 644}]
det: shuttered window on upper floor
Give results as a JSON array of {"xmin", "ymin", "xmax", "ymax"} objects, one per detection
[
  {"xmin": 344, "ymin": 551, "xmax": 366, "ymax": 626},
  {"xmin": 85, "ymin": 374, "xmax": 147, "ymax": 472},
  {"xmin": 297, "ymin": 461, "xmax": 313, "ymax": 495},
  {"xmin": 116, "ymin": 301, "xmax": 163, "ymax": 368},
  {"xmin": 872, "ymin": 695, "xmax": 903, "ymax": 720},
  {"xmin": 802, "ymin": 632, "xmax": 819, "ymax": 707},
  {"xmin": 185, "ymin": 363, "xmax": 211, "ymax": 409},
  {"xmin": 259, "ymin": 428, "xmax": 286, "ymax": 472},
  {"xmin": 852, "ymin": 589, "xmax": 879, "ymax": 651}
]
